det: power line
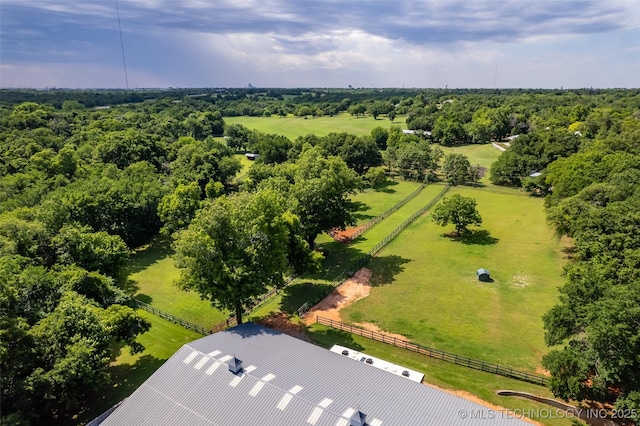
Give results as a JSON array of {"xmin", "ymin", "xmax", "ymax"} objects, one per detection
[{"xmin": 115, "ymin": 0, "xmax": 129, "ymax": 89}]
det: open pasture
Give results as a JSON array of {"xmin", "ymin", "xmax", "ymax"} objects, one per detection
[
  {"xmin": 341, "ymin": 186, "xmax": 566, "ymax": 373},
  {"xmin": 350, "ymin": 180, "xmax": 422, "ymax": 225},
  {"xmin": 126, "ymin": 239, "xmax": 228, "ymax": 330},
  {"xmin": 225, "ymin": 113, "xmax": 403, "ymax": 139}
]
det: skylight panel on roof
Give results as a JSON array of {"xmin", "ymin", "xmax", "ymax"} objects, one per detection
[
  {"xmin": 205, "ymin": 362, "xmax": 221, "ymax": 375},
  {"xmin": 193, "ymin": 356, "xmax": 209, "ymax": 370},
  {"xmin": 182, "ymin": 350, "xmax": 199, "ymax": 364}
]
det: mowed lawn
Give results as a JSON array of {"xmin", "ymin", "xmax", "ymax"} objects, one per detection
[
  {"xmin": 341, "ymin": 187, "xmax": 566, "ymax": 373},
  {"xmin": 233, "ymin": 153, "xmax": 254, "ymax": 182},
  {"xmin": 350, "ymin": 180, "xmax": 422, "ymax": 224},
  {"xmin": 252, "ymin": 185, "xmax": 448, "ymax": 317},
  {"xmin": 225, "ymin": 113, "xmax": 403, "ymax": 139},
  {"xmin": 126, "ymin": 239, "xmax": 228, "ymax": 330}
]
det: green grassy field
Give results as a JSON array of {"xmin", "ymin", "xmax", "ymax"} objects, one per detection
[
  {"xmin": 65, "ymin": 311, "xmax": 202, "ymax": 425},
  {"xmin": 350, "ymin": 180, "xmax": 422, "ymax": 224},
  {"xmin": 341, "ymin": 186, "xmax": 566, "ymax": 373},
  {"xmin": 233, "ymin": 153, "xmax": 254, "ymax": 182},
  {"xmin": 225, "ymin": 113, "xmax": 404, "ymax": 139},
  {"xmin": 126, "ymin": 238, "xmax": 228, "ymax": 330},
  {"xmin": 251, "ymin": 184, "xmax": 448, "ymax": 316}
]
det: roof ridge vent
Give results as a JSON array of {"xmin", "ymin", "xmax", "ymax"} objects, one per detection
[
  {"xmin": 227, "ymin": 356, "xmax": 243, "ymax": 374},
  {"xmin": 349, "ymin": 410, "xmax": 366, "ymax": 426}
]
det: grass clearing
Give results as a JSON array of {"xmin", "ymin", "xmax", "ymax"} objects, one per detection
[
  {"xmin": 341, "ymin": 186, "xmax": 566, "ymax": 373},
  {"xmin": 126, "ymin": 238, "xmax": 228, "ymax": 329},
  {"xmin": 251, "ymin": 185, "xmax": 449, "ymax": 316},
  {"xmin": 233, "ymin": 153, "xmax": 254, "ymax": 182},
  {"xmin": 65, "ymin": 311, "xmax": 202, "ymax": 425},
  {"xmin": 350, "ymin": 180, "xmax": 422, "ymax": 224},
  {"xmin": 225, "ymin": 113, "xmax": 404, "ymax": 139}
]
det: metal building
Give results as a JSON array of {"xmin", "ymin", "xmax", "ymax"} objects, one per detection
[{"xmin": 100, "ymin": 322, "xmax": 528, "ymax": 425}]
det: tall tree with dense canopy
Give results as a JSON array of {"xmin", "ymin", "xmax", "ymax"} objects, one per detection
[
  {"xmin": 157, "ymin": 181, "xmax": 202, "ymax": 235},
  {"xmin": 174, "ymin": 190, "xmax": 292, "ymax": 325},
  {"xmin": 290, "ymin": 147, "xmax": 361, "ymax": 246},
  {"xmin": 441, "ymin": 153, "xmax": 480, "ymax": 185},
  {"xmin": 431, "ymin": 194, "xmax": 482, "ymax": 236}
]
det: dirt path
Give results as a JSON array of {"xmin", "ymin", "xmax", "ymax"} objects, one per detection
[
  {"xmin": 303, "ymin": 268, "xmax": 373, "ymax": 324},
  {"xmin": 302, "ymin": 268, "xmax": 406, "ymax": 342},
  {"xmin": 330, "ymin": 224, "xmax": 369, "ymax": 243}
]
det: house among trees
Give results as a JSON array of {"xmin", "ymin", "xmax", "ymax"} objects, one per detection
[{"xmin": 97, "ymin": 323, "xmax": 527, "ymax": 425}]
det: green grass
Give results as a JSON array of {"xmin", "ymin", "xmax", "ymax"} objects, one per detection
[
  {"xmin": 250, "ymin": 185, "xmax": 449, "ymax": 316},
  {"xmin": 64, "ymin": 311, "xmax": 202, "ymax": 425},
  {"xmin": 225, "ymin": 113, "xmax": 404, "ymax": 139},
  {"xmin": 233, "ymin": 153, "xmax": 254, "ymax": 182},
  {"xmin": 350, "ymin": 180, "xmax": 422, "ymax": 224},
  {"xmin": 341, "ymin": 186, "xmax": 566, "ymax": 373},
  {"xmin": 126, "ymin": 238, "xmax": 228, "ymax": 330},
  {"xmin": 306, "ymin": 324, "xmax": 575, "ymax": 426}
]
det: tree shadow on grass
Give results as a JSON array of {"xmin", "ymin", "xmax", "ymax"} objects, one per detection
[
  {"xmin": 118, "ymin": 278, "xmax": 141, "ymax": 296},
  {"xmin": 280, "ymin": 281, "xmax": 335, "ymax": 314},
  {"xmin": 135, "ymin": 293, "xmax": 153, "ymax": 304},
  {"xmin": 314, "ymin": 240, "xmax": 367, "ymax": 281},
  {"xmin": 442, "ymin": 229, "xmax": 499, "ymax": 246},
  {"xmin": 305, "ymin": 326, "xmax": 366, "ymax": 351},
  {"xmin": 125, "ymin": 236, "xmax": 174, "ymax": 276},
  {"xmin": 372, "ymin": 179, "xmax": 399, "ymax": 193},
  {"xmin": 368, "ymin": 254, "xmax": 412, "ymax": 286},
  {"xmin": 60, "ymin": 354, "xmax": 165, "ymax": 426},
  {"xmin": 351, "ymin": 201, "xmax": 375, "ymax": 222}
]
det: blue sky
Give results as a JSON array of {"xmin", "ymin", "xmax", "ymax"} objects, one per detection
[{"xmin": 1, "ymin": 0, "xmax": 639, "ymax": 88}]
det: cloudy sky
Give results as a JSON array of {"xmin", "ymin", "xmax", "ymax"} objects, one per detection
[{"xmin": 1, "ymin": 0, "xmax": 639, "ymax": 89}]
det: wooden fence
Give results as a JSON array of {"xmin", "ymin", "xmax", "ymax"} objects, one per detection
[
  {"xmin": 346, "ymin": 184, "xmax": 425, "ymax": 241},
  {"xmin": 316, "ymin": 316, "xmax": 549, "ymax": 387},
  {"xmin": 134, "ymin": 299, "xmax": 211, "ymax": 335}
]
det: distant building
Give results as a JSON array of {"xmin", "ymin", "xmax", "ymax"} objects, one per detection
[{"xmin": 98, "ymin": 323, "xmax": 527, "ymax": 425}]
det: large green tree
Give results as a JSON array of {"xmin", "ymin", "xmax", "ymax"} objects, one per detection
[
  {"xmin": 157, "ymin": 181, "xmax": 202, "ymax": 235},
  {"xmin": 0, "ymin": 260, "xmax": 149, "ymax": 424},
  {"xmin": 441, "ymin": 153, "xmax": 480, "ymax": 185},
  {"xmin": 431, "ymin": 194, "xmax": 482, "ymax": 236},
  {"xmin": 174, "ymin": 190, "xmax": 292, "ymax": 324},
  {"xmin": 290, "ymin": 147, "xmax": 361, "ymax": 246}
]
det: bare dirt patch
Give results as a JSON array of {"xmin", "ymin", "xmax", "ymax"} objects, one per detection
[
  {"xmin": 302, "ymin": 268, "xmax": 411, "ymax": 343},
  {"xmin": 330, "ymin": 225, "xmax": 367, "ymax": 243},
  {"xmin": 303, "ymin": 268, "xmax": 373, "ymax": 325},
  {"xmin": 510, "ymin": 274, "xmax": 531, "ymax": 288},
  {"xmin": 357, "ymin": 322, "xmax": 407, "ymax": 341}
]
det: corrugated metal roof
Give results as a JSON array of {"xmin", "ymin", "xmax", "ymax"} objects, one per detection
[{"xmin": 101, "ymin": 323, "xmax": 529, "ymax": 426}]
